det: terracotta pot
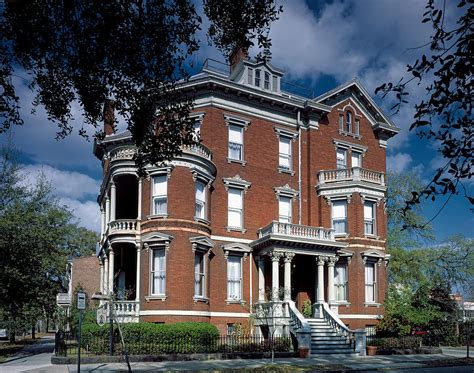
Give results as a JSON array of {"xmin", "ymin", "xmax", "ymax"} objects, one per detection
[{"xmin": 367, "ymin": 345, "xmax": 377, "ymax": 356}]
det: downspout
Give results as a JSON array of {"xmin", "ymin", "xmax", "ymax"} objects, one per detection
[
  {"xmin": 249, "ymin": 252, "xmax": 253, "ymax": 328},
  {"xmin": 297, "ymin": 110, "xmax": 302, "ymax": 225}
]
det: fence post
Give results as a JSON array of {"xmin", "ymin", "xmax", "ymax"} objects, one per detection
[{"xmin": 354, "ymin": 329, "xmax": 367, "ymax": 356}]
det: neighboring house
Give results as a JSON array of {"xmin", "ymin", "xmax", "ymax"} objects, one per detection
[
  {"xmin": 94, "ymin": 51, "xmax": 398, "ymax": 343},
  {"xmin": 56, "ymin": 256, "xmax": 100, "ymax": 317}
]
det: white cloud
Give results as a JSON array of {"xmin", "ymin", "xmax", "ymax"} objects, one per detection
[
  {"xmin": 387, "ymin": 153, "xmax": 413, "ymax": 173},
  {"xmin": 59, "ymin": 197, "xmax": 100, "ymax": 232},
  {"xmin": 21, "ymin": 164, "xmax": 100, "ymax": 200}
]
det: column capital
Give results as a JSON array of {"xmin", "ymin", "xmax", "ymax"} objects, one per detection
[
  {"xmin": 316, "ymin": 255, "xmax": 326, "ymax": 266},
  {"xmin": 269, "ymin": 251, "xmax": 283, "ymax": 262},
  {"xmin": 327, "ymin": 256, "xmax": 338, "ymax": 266},
  {"xmin": 283, "ymin": 252, "xmax": 295, "ymax": 263}
]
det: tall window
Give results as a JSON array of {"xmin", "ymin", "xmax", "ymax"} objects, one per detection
[
  {"xmin": 278, "ymin": 196, "xmax": 292, "ymax": 223},
  {"xmin": 227, "ymin": 256, "xmax": 242, "ymax": 301},
  {"xmin": 194, "ymin": 252, "xmax": 205, "ymax": 297},
  {"xmin": 151, "ymin": 248, "xmax": 166, "ymax": 295},
  {"xmin": 365, "ymin": 262, "xmax": 376, "ymax": 303},
  {"xmin": 228, "ymin": 188, "xmax": 243, "ymax": 229},
  {"xmin": 355, "ymin": 119, "xmax": 360, "ymax": 136},
  {"xmin": 193, "ymin": 120, "xmax": 201, "ymax": 141},
  {"xmin": 346, "ymin": 112, "xmax": 352, "ymax": 132},
  {"xmin": 351, "ymin": 151, "xmax": 362, "ymax": 168},
  {"xmin": 228, "ymin": 125, "xmax": 243, "ymax": 161},
  {"xmin": 195, "ymin": 181, "xmax": 206, "ymax": 220},
  {"xmin": 255, "ymin": 69, "xmax": 261, "ymax": 87},
  {"xmin": 364, "ymin": 201, "xmax": 376, "ymax": 235},
  {"xmin": 279, "ymin": 136, "xmax": 292, "ymax": 170},
  {"xmin": 339, "ymin": 114, "xmax": 344, "ymax": 131},
  {"xmin": 336, "ymin": 148, "xmax": 346, "ymax": 169},
  {"xmin": 334, "ymin": 263, "xmax": 348, "ymax": 302},
  {"xmin": 264, "ymin": 71, "xmax": 270, "ymax": 89},
  {"xmin": 152, "ymin": 175, "xmax": 167, "ymax": 215},
  {"xmin": 332, "ymin": 200, "xmax": 347, "ymax": 235}
]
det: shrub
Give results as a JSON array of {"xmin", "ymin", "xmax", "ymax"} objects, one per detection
[{"xmin": 302, "ymin": 300, "xmax": 313, "ymax": 319}]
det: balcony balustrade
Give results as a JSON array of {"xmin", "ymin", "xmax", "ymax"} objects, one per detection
[
  {"xmin": 104, "ymin": 300, "xmax": 139, "ymax": 323},
  {"xmin": 258, "ymin": 221, "xmax": 335, "ymax": 242},
  {"xmin": 56, "ymin": 293, "xmax": 71, "ymax": 306},
  {"xmin": 318, "ymin": 167, "xmax": 385, "ymax": 186},
  {"xmin": 109, "ymin": 219, "xmax": 139, "ymax": 233},
  {"xmin": 109, "ymin": 143, "xmax": 212, "ymax": 163}
]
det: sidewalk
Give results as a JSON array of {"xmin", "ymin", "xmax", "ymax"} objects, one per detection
[{"xmin": 45, "ymin": 353, "xmax": 474, "ymax": 372}]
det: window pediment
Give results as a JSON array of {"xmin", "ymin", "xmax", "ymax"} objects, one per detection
[
  {"xmin": 222, "ymin": 175, "xmax": 251, "ymax": 192},
  {"xmin": 361, "ymin": 249, "xmax": 389, "ymax": 266},
  {"xmin": 274, "ymin": 184, "xmax": 298, "ymax": 200},
  {"xmin": 222, "ymin": 243, "xmax": 252, "ymax": 260},
  {"xmin": 333, "ymin": 139, "xmax": 367, "ymax": 154},
  {"xmin": 190, "ymin": 236, "xmax": 214, "ymax": 252}
]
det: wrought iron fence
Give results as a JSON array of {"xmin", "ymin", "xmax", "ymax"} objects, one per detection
[
  {"xmin": 366, "ymin": 335, "xmax": 423, "ymax": 350},
  {"xmin": 55, "ymin": 330, "xmax": 292, "ymax": 357}
]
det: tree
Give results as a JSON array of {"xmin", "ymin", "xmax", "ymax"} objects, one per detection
[
  {"xmin": 376, "ymin": 0, "xmax": 473, "ymax": 209},
  {"xmin": 0, "ymin": 0, "xmax": 282, "ymax": 172},
  {"xmin": 0, "ymin": 145, "xmax": 98, "ymax": 341}
]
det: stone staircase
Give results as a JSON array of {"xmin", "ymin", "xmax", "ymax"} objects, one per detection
[{"xmin": 307, "ymin": 317, "xmax": 356, "ymax": 355}]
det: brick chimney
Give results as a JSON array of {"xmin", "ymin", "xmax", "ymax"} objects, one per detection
[
  {"xmin": 229, "ymin": 45, "xmax": 248, "ymax": 74},
  {"xmin": 103, "ymin": 99, "xmax": 115, "ymax": 136}
]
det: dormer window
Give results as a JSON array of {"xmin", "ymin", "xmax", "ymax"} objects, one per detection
[
  {"xmin": 247, "ymin": 68, "xmax": 253, "ymax": 85},
  {"xmin": 264, "ymin": 72, "xmax": 270, "ymax": 90},
  {"xmin": 255, "ymin": 69, "xmax": 261, "ymax": 87}
]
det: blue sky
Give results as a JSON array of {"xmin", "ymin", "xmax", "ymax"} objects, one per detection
[{"xmin": 2, "ymin": 0, "xmax": 472, "ymax": 241}]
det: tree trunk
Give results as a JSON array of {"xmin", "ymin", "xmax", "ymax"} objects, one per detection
[
  {"xmin": 31, "ymin": 322, "xmax": 36, "ymax": 339},
  {"xmin": 46, "ymin": 318, "xmax": 49, "ymax": 333},
  {"xmin": 9, "ymin": 331, "xmax": 15, "ymax": 343}
]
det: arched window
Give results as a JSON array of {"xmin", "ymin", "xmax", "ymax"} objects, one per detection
[{"xmin": 346, "ymin": 112, "xmax": 352, "ymax": 133}]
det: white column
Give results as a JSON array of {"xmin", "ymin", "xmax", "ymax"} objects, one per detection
[
  {"xmin": 100, "ymin": 206, "xmax": 105, "ymax": 235},
  {"xmin": 283, "ymin": 253, "xmax": 295, "ymax": 301},
  {"xmin": 105, "ymin": 196, "xmax": 110, "ymax": 225},
  {"xmin": 137, "ymin": 178, "xmax": 142, "ymax": 220},
  {"xmin": 135, "ymin": 243, "xmax": 141, "ymax": 302},
  {"xmin": 99, "ymin": 260, "xmax": 104, "ymax": 294},
  {"xmin": 110, "ymin": 181, "xmax": 116, "ymax": 222},
  {"xmin": 103, "ymin": 256, "xmax": 109, "ymax": 294},
  {"xmin": 327, "ymin": 256, "xmax": 337, "ymax": 304},
  {"xmin": 258, "ymin": 257, "xmax": 265, "ymax": 302},
  {"xmin": 108, "ymin": 248, "xmax": 115, "ymax": 295},
  {"xmin": 316, "ymin": 256, "xmax": 326, "ymax": 303},
  {"xmin": 270, "ymin": 252, "xmax": 281, "ymax": 301}
]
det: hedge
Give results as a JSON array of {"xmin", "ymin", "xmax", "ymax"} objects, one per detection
[{"xmin": 80, "ymin": 322, "xmax": 220, "ymax": 355}]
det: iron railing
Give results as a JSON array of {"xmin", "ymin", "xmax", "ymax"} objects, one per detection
[{"xmin": 55, "ymin": 330, "xmax": 292, "ymax": 357}]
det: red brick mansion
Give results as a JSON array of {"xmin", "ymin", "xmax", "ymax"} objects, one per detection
[{"xmin": 93, "ymin": 54, "xmax": 398, "ymax": 354}]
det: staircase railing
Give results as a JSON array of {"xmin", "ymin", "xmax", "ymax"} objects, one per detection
[
  {"xmin": 314, "ymin": 302, "xmax": 367, "ymax": 355},
  {"xmin": 287, "ymin": 301, "xmax": 311, "ymax": 357}
]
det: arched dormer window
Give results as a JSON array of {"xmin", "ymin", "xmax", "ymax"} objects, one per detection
[{"xmin": 346, "ymin": 112, "xmax": 352, "ymax": 133}]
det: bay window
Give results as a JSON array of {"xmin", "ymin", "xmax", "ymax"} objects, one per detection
[
  {"xmin": 151, "ymin": 248, "xmax": 166, "ymax": 296},
  {"xmin": 195, "ymin": 181, "xmax": 207, "ymax": 220},
  {"xmin": 365, "ymin": 262, "xmax": 376, "ymax": 303},
  {"xmin": 194, "ymin": 251, "xmax": 205, "ymax": 298}
]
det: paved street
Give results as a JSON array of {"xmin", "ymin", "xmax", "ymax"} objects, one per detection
[{"xmin": 0, "ymin": 336, "xmax": 473, "ymax": 372}]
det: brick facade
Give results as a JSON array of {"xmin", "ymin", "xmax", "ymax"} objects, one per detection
[{"xmin": 94, "ymin": 57, "xmax": 398, "ymax": 334}]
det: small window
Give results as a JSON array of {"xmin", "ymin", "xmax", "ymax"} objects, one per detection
[
  {"xmin": 228, "ymin": 188, "xmax": 243, "ymax": 229},
  {"xmin": 351, "ymin": 151, "xmax": 362, "ymax": 168},
  {"xmin": 365, "ymin": 262, "xmax": 376, "ymax": 303},
  {"xmin": 255, "ymin": 69, "xmax": 261, "ymax": 87},
  {"xmin": 364, "ymin": 201, "xmax": 376, "ymax": 235},
  {"xmin": 228, "ymin": 125, "xmax": 243, "ymax": 161},
  {"xmin": 339, "ymin": 115, "xmax": 344, "ymax": 131},
  {"xmin": 194, "ymin": 251, "xmax": 205, "ymax": 297},
  {"xmin": 334, "ymin": 263, "xmax": 348, "ymax": 302},
  {"xmin": 355, "ymin": 119, "xmax": 360, "ymax": 136},
  {"xmin": 151, "ymin": 248, "xmax": 166, "ymax": 295},
  {"xmin": 336, "ymin": 148, "xmax": 346, "ymax": 170},
  {"xmin": 272, "ymin": 75, "xmax": 278, "ymax": 92},
  {"xmin": 247, "ymin": 68, "xmax": 253, "ymax": 85},
  {"xmin": 278, "ymin": 136, "xmax": 292, "ymax": 170},
  {"xmin": 152, "ymin": 175, "xmax": 167, "ymax": 215},
  {"xmin": 193, "ymin": 120, "xmax": 201, "ymax": 141},
  {"xmin": 278, "ymin": 196, "xmax": 292, "ymax": 223},
  {"xmin": 332, "ymin": 200, "xmax": 347, "ymax": 235},
  {"xmin": 346, "ymin": 112, "xmax": 352, "ymax": 132},
  {"xmin": 195, "ymin": 181, "xmax": 207, "ymax": 220},
  {"xmin": 227, "ymin": 256, "xmax": 242, "ymax": 301},
  {"xmin": 264, "ymin": 72, "xmax": 270, "ymax": 90}
]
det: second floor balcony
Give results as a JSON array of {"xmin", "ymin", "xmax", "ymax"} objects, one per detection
[{"xmin": 317, "ymin": 167, "xmax": 385, "ymax": 187}]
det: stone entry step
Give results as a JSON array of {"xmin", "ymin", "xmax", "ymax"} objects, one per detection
[{"xmin": 306, "ymin": 317, "xmax": 355, "ymax": 355}]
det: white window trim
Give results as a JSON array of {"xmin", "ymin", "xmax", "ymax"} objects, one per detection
[
  {"xmin": 224, "ymin": 114, "xmax": 250, "ymax": 165},
  {"xmin": 334, "ymin": 262, "xmax": 349, "ymax": 303},
  {"xmin": 189, "ymin": 112, "xmax": 205, "ymax": 142},
  {"xmin": 223, "ymin": 175, "xmax": 251, "ymax": 233},
  {"xmin": 274, "ymin": 184, "xmax": 298, "ymax": 224},
  {"xmin": 149, "ymin": 245, "xmax": 167, "ymax": 300},
  {"xmin": 150, "ymin": 171, "xmax": 172, "ymax": 218},
  {"xmin": 225, "ymin": 253, "xmax": 248, "ymax": 304},
  {"xmin": 331, "ymin": 198, "xmax": 348, "ymax": 237},
  {"xmin": 190, "ymin": 237, "xmax": 213, "ymax": 303},
  {"xmin": 336, "ymin": 148, "xmax": 347, "ymax": 170},
  {"xmin": 274, "ymin": 127, "xmax": 297, "ymax": 175},
  {"xmin": 364, "ymin": 261, "xmax": 377, "ymax": 304},
  {"xmin": 364, "ymin": 200, "xmax": 377, "ymax": 237},
  {"xmin": 333, "ymin": 139, "xmax": 367, "ymax": 155},
  {"xmin": 193, "ymin": 250, "xmax": 207, "ymax": 301}
]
